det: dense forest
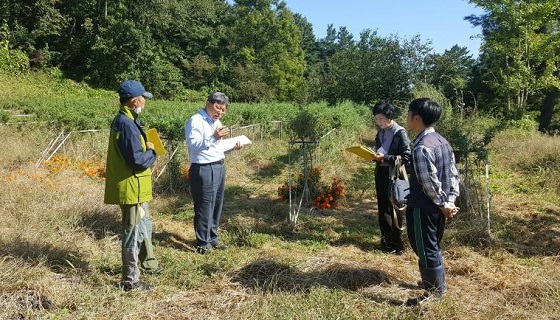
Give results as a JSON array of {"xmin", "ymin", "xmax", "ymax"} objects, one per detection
[{"xmin": 1, "ymin": 0, "xmax": 559, "ymax": 132}]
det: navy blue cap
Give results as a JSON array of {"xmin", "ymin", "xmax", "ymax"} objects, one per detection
[{"xmin": 118, "ymin": 80, "xmax": 153, "ymax": 100}]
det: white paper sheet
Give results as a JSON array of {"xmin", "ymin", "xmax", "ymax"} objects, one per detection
[{"xmin": 218, "ymin": 135, "xmax": 252, "ymax": 152}]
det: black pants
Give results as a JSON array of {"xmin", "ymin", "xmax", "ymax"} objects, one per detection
[
  {"xmin": 406, "ymin": 206, "xmax": 447, "ymax": 293},
  {"xmin": 406, "ymin": 206, "xmax": 445, "ymax": 268},
  {"xmin": 375, "ymin": 166, "xmax": 403, "ymax": 251}
]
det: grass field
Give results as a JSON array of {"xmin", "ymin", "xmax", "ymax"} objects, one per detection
[
  {"xmin": 1, "ymin": 117, "xmax": 559, "ymax": 319},
  {"xmin": 1, "ymin": 72, "xmax": 559, "ymax": 319}
]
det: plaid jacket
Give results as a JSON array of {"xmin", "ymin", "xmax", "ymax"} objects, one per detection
[{"xmin": 408, "ymin": 127, "xmax": 460, "ymax": 209}]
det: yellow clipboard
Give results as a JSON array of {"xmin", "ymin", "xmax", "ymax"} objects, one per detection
[
  {"xmin": 146, "ymin": 128, "xmax": 166, "ymax": 156},
  {"xmin": 345, "ymin": 145, "xmax": 377, "ymax": 161}
]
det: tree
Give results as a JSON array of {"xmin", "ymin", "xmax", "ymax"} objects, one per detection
[
  {"xmin": 425, "ymin": 45, "xmax": 476, "ymax": 110},
  {"xmin": 0, "ymin": 28, "xmax": 29, "ymax": 74},
  {"xmin": 2, "ymin": 0, "xmax": 70, "ymax": 69},
  {"xmin": 467, "ymin": 0, "xmax": 560, "ymax": 131},
  {"xmin": 228, "ymin": 0, "xmax": 306, "ymax": 101},
  {"xmin": 317, "ymin": 29, "xmax": 430, "ymax": 105},
  {"xmin": 293, "ymin": 13, "xmax": 319, "ymax": 68}
]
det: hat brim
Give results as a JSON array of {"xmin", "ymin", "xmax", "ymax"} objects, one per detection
[{"xmin": 142, "ymin": 92, "xmax": 154, "ymax": 99}]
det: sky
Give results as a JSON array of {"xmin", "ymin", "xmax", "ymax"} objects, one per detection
[{"xmin": 284, "ymin": 0, "xmax": 485, "ymax": 57}]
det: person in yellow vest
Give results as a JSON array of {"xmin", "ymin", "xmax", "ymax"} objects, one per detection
[{"xmin": 104, "ymin": 80, "xmax": 163, "ymax": 291}]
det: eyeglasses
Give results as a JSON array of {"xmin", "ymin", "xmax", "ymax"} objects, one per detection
[{"xmin": 212, "ymin": 102, "xmax": 227, "ymax": 112}]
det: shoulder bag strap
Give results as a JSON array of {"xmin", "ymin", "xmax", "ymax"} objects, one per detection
[{"xmin": 391, "ymin": 155, "xmax": 406, "ymax": 230}]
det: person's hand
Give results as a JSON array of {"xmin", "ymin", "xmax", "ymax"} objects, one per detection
[
  {"xmin": 214, "ymin": 126, "xmax": 229, "ymax": 140},
  {"xmin": 373, "ymin": 153, "xmax": 385, "ymax": 162},
  {"xmin": 146, "ymin": 142, "xmax": 155, "ymax": 150},
  {"xmin": 440, "ymin": 203, "xmax": 459, "ymax": 218},
  {"xmin": 233, "ymin": 141, "xmax": 243, "ymax": 150}
]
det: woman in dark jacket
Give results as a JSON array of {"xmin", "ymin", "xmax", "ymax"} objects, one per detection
[{"xmin": 371, "ymin": 100, "xmax": 412, "ymax": 254}]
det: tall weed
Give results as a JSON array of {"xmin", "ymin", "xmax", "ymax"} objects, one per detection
[{"xmin": 491, "ymin": 128, "xmax": 560, "ymax": 196}]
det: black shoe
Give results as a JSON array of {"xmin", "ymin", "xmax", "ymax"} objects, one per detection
[
  {"xmin": 143, "ymin": 267, "xmax": 164, "ymax": 275},
  {"xmin": 377, "ymin": 243, "xmax": 391, "ymax": 252},
  {"xmin": 379, "ymin": 245, "xmax": 403, "ymax": 255},
  {"xmin": 405, "ymin": 291, "xmax": 443, "ymax": 306},
  {"xmin": 196, "ymin": 245, "xmax": 214, "ymax": 254},
  {"xmin": 211, "ymin": 241, "xmax": 228, "ymax": 250},
  {"xmin": 120, "ymin": 281, "xmax": 154, "ymax": 292}
]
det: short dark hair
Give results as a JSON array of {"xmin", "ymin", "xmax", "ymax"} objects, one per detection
[
  {"xmin": 408, "ymin": 98, "xmax": 442, "ymax": 127},
  {"xmin": 208, "ymin": 92, "xmax": 230, "ymax": 106},
  {"xmin": 372, "ymin": 100, "xmax": 395, "ymax": 119}
]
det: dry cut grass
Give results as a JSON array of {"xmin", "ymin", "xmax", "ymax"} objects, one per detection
[{"xmin": 0, "ymin": 125, "xmax": 559, "ymax": 319}]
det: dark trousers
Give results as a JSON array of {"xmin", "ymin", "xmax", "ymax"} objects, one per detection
[
  {"xmin": 406, "ymin": 206, "xmax": 445, "ymax": 268},
  {"xmin": 406, "ymin": 206, "xmax": 447, "ymax": 293},
  {"xmin": 189, "ymin": 162, "xmax": 225, "ymax": 247},
  {"xmin": 375, "ymin": 166, "xmax": 403, "ymax": 251}
]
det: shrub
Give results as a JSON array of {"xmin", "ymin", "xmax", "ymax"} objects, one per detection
[
  {"xmin": 0, "ymin": 40, "xmax": 29, "ymax": 74},
  {"xmin": 288, "ymin": 108, "xmax": 329, "ymax": 141},
  {"xmin": 278, "ymin": 167, "xmax": 345, "ymax": 209},
  {"xmin": 0, "ymin": 109, "xmax": 9, "ymax": 122}
]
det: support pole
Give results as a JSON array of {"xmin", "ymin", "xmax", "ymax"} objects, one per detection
[{"xmin": 485, "ymin": 153, "xmax": 491, "ymax": 236}]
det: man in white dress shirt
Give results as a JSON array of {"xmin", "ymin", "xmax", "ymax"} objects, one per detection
[{"xmin": 184, "ymin": 92, "xmax": 241, "ymax": 254}]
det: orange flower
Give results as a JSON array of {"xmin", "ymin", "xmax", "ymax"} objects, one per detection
[{"xmin": 278, "ymin": 167, "xmax": 345, "ymax": 209}]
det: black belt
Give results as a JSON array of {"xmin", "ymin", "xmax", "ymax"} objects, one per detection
[{"xmin": 193, "ymin": 159, "xmax": 224, "ymax": 166}]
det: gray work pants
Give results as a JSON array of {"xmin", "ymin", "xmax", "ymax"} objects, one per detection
[{"xmin": 120, "ymin": 202, "xmax": 159, "ymax": 284}]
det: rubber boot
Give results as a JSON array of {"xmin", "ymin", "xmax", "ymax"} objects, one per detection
[
  {"xmin": 419, "ymin": 265, "xmax": 447, "ymax": 294},
  {"xmin": 406, "ymin": 265, "xmax": 446, "ymax": 306}
]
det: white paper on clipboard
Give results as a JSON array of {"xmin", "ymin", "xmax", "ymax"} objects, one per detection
[{"xmin": 218, "ymin": 135, "xmax": 252, "ymax": 152}]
